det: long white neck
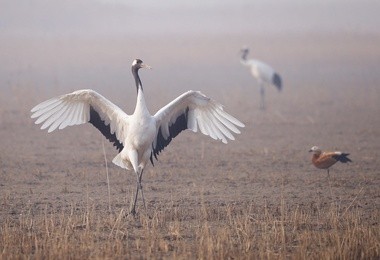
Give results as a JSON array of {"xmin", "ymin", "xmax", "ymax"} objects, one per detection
[
  {"xmin": 131, "ymin": 66, "xmax": 150, "ymax": 115},
  {"xmin": 134, "ymin": 83, "xmax": 150, "ymax": 116},
  {"xmin": 240, "ymin": 58, "xmax": 250, "ymax": 67}
]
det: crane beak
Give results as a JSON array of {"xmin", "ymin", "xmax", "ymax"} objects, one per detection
[
  {"xmin": 308, "ymin": 149, "xmax": 313, "ymax": 152},
  {"xmin": 141, "ymin": 63, "xmax": 152, "ymax": 70}
]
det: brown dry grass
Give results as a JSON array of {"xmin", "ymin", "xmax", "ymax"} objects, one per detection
[{"xmin": 1, "ymin": 194, "xmax": 379, "ymax": 259}]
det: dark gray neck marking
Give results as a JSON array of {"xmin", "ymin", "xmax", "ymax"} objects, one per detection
[
  {"xmin": 241, "ymin": 49, "xmax": 249, "ymax": 60},
  {"xmin": 132, "ymin": 66, "xmax": 143, "ymax": 93}
]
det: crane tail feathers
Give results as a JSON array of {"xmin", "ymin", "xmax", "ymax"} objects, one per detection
[
  {"xmin": 112, "ymin": 153, "xmax": 130, "ymax": 170},
  {"xmin": 272, "ymin": 73, "xmax": 282, "ymax": 91}
]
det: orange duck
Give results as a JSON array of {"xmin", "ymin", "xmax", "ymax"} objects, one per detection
[{"xmin": 309, "ymin": 146, "xmax": 352, "ymax": 176}]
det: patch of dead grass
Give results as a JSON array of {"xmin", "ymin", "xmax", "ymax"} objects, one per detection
[{"xmin": 1, "ymin": 197, "xmax": 379, "ymax": 259}]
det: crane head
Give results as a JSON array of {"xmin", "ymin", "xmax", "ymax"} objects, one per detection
[
  {"xmin": 132, "ymin": 59, "xmax": 152, "ymax": 70},
  {"xmin": 240, "ymin": 47, "xmax": 249, "ymax": 60},
  {"xmin": 241, "ymin": 46, "xmax": 249, "ymax": 53}
]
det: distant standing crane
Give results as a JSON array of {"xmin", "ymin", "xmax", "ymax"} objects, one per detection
[
  {"xmin": 240, "ymin": 47, "xmax": 282, "ymax": 110},
  {"xmin": 31, "ymin": 59, "xmax": 245, "ymax": 215}
]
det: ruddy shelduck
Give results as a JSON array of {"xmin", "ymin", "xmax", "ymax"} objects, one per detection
[{"xmin": 309, "ymin": 146, "xmax": 352, "ymax": 176}]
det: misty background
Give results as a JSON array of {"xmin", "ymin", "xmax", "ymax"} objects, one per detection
[{"xmin": 0, "ymin": 0, "xmax": 379, "ymax": 111}]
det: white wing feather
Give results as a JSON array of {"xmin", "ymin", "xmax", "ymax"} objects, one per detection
[
  {"xmin": 31, "ymin": 89, "xmax": 129, "ymax": 143},
  {"xmin": 154, "ymin": 90, "xmax": 244, "ymax": 145}
]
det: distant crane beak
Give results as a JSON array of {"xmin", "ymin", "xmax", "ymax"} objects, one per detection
[
  {"xmin": 308, "ymin": 149, "xmax": 313, "ymax": 152},
  {"xmin": 141, "ymin": 64, "xmax": 152, "ymax": 69}
]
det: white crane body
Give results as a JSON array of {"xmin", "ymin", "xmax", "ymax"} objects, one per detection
[
  {"xmin": 240, "ymin": 48, "xmax": 282, "ymax": 109},
  {"xmin": 31, "ymin": 59, "xmax": 244, "ymax": 215}
]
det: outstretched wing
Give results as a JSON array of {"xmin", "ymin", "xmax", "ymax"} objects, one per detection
[
  {"xmin": 31, "ymin": 89, "xmax": 128, "ymax": 152},
  {"xmin": 151, "ymin": 90, "xmax": 244, "ymax": 163}
]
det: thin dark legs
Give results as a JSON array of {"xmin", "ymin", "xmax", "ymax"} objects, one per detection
[
  {"xmin": 260, "ymin": 84, "xmax": 265, "ymax": 110},
  {"xmin": 130, "ymin": 169, "xmax": 147, "ymax": 215}
]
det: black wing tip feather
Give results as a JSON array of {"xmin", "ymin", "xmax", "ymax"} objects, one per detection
[
  {"xmin": 150, "ymin": 107, "xmax": 189, "ymax": 165},
  {"xmin": 273, "ymin": 73, "xmax": 282, "ymax": 91},
  {"xmin": 89, "ymin": 106, "xmax": 124, "ymax": 152},
  {"xmin": 334, "ymin": 153, "xmax": 352, "ymax": 163}
]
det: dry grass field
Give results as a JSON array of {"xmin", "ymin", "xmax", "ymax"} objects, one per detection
[{"xmin": 1, "ymin": 32, "xmax": 380, "ymax": 259}]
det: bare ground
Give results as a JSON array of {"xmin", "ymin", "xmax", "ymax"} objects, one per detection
[{"xmin": 0, "ymin": 33, "xmax": 379, "ymax": 258}]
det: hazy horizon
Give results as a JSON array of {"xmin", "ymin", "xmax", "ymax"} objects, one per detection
[
  {"xmin": 1, "ymin": 0, "xmax": 379, "ymax": 102},
  {"xmin": 2, "ymin": 0, "xmax": 379, "ymax": 37}
]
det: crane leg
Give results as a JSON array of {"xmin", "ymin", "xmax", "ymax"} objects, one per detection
[
  {"xmin": 130, "ymin": 175, "xmax": 140, "ymax": 216},
  {"xmin": 130, "ymin": 169, "xmax": 147, "ymax": 216},
  {"xmin": 260, "ymin": 85, "xmax": 265, "ymax": 110},
  {"xmin": 138, "ymin": 169, "xmax": 147, "ymax": 212}
]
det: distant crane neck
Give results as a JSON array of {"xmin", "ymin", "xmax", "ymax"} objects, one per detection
[
  {"xmin": 241, "ymin": 50, "xmax": 249, "ymax": 60},
  {"xmin": 240, "ymin": 51, "xmax": 250, "ymax": 66}
]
